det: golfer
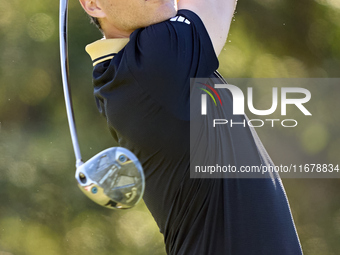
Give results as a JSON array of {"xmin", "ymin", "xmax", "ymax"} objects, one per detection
[{"xmin": 79, "ymin": 0, "xmax": 303, "ymax": 254}]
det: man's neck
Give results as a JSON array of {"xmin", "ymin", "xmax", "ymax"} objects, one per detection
[{"xmin": 102, "ymin": 22, "xmax": 133, "ymax": 39}]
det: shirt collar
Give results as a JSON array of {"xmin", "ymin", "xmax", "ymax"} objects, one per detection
[{"xmin": 85, "ymin": 38, "xmax": 130, "ymax": 66}]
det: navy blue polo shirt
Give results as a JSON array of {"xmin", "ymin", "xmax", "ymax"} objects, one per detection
[{"xmin": 86, "ymin": 10, "xmax": 302, "ymax": 255}]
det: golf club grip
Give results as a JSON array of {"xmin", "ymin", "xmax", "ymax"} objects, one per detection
[{"xmin": 59, "ymin": 0, "xmax": 83, "ymax": 168}]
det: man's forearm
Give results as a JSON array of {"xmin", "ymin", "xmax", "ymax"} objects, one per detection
[{"xmin": 178, "ymin": 0, "xmax": 237, "ymax": 56}]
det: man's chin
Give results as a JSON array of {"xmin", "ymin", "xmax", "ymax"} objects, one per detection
[{"xmin": 147, "ymin": 4, "xmax": 177, "ymax": 26}]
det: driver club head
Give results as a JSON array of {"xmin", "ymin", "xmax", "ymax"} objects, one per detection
[{"xmin": 75, "ymin": 147, "xmax": 145, "ymax": 209}]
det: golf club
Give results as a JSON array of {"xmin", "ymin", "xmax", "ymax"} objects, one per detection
[{"xmin": 59, "ymin": 0, "xmax": 145, "ymax": 209}]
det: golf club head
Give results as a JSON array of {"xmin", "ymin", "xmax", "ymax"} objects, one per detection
[{"xmin": 75, "ymin": 147, "xmax": 145, "ymax": 209}]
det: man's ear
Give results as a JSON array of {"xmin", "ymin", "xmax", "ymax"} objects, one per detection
[{"xmin": 79, "ymin": 0, "xmax": 106, "ymax": 18}]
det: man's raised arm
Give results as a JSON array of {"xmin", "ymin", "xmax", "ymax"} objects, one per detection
[{"xmin": 178, "ymin": 0, "xmax": 237, "ymax": 56}]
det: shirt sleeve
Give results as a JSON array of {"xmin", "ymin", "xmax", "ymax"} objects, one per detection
[{"xmin": 122, "ymin": 10, "xmax": 219, "ymax": 119}]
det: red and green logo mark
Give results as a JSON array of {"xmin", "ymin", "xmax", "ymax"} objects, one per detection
[{"xmin": 199, "ymin": 82, "xmax": 223, "ymax": 107}]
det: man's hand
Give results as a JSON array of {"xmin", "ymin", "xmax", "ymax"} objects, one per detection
[{"xmin": 178, "ymin": 0, "xmax": 237, "ymax": 57}]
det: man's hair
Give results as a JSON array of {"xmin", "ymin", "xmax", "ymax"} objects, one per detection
[{"xmin": 89, "ymin": 15, "xmax": 103, "ymax": 32}]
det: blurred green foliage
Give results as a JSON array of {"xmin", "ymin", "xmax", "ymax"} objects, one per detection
[{"xmin": 0, "ymin": 0, "xmax": 339, "ymax": 254}]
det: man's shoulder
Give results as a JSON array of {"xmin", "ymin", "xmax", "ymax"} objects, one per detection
[{"xmin": 85, "ymin": 9, "xmax": 208, "ymax": 67}]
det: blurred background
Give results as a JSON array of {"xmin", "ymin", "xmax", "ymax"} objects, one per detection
[{"xmin": 0, "ymin": 0, "xmax": 339, "ymax": 254}]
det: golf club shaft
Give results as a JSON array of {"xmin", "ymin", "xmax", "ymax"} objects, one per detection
[{"xmin": 59, "ymin": 0, "xmax": 83, "ymax": 168}]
